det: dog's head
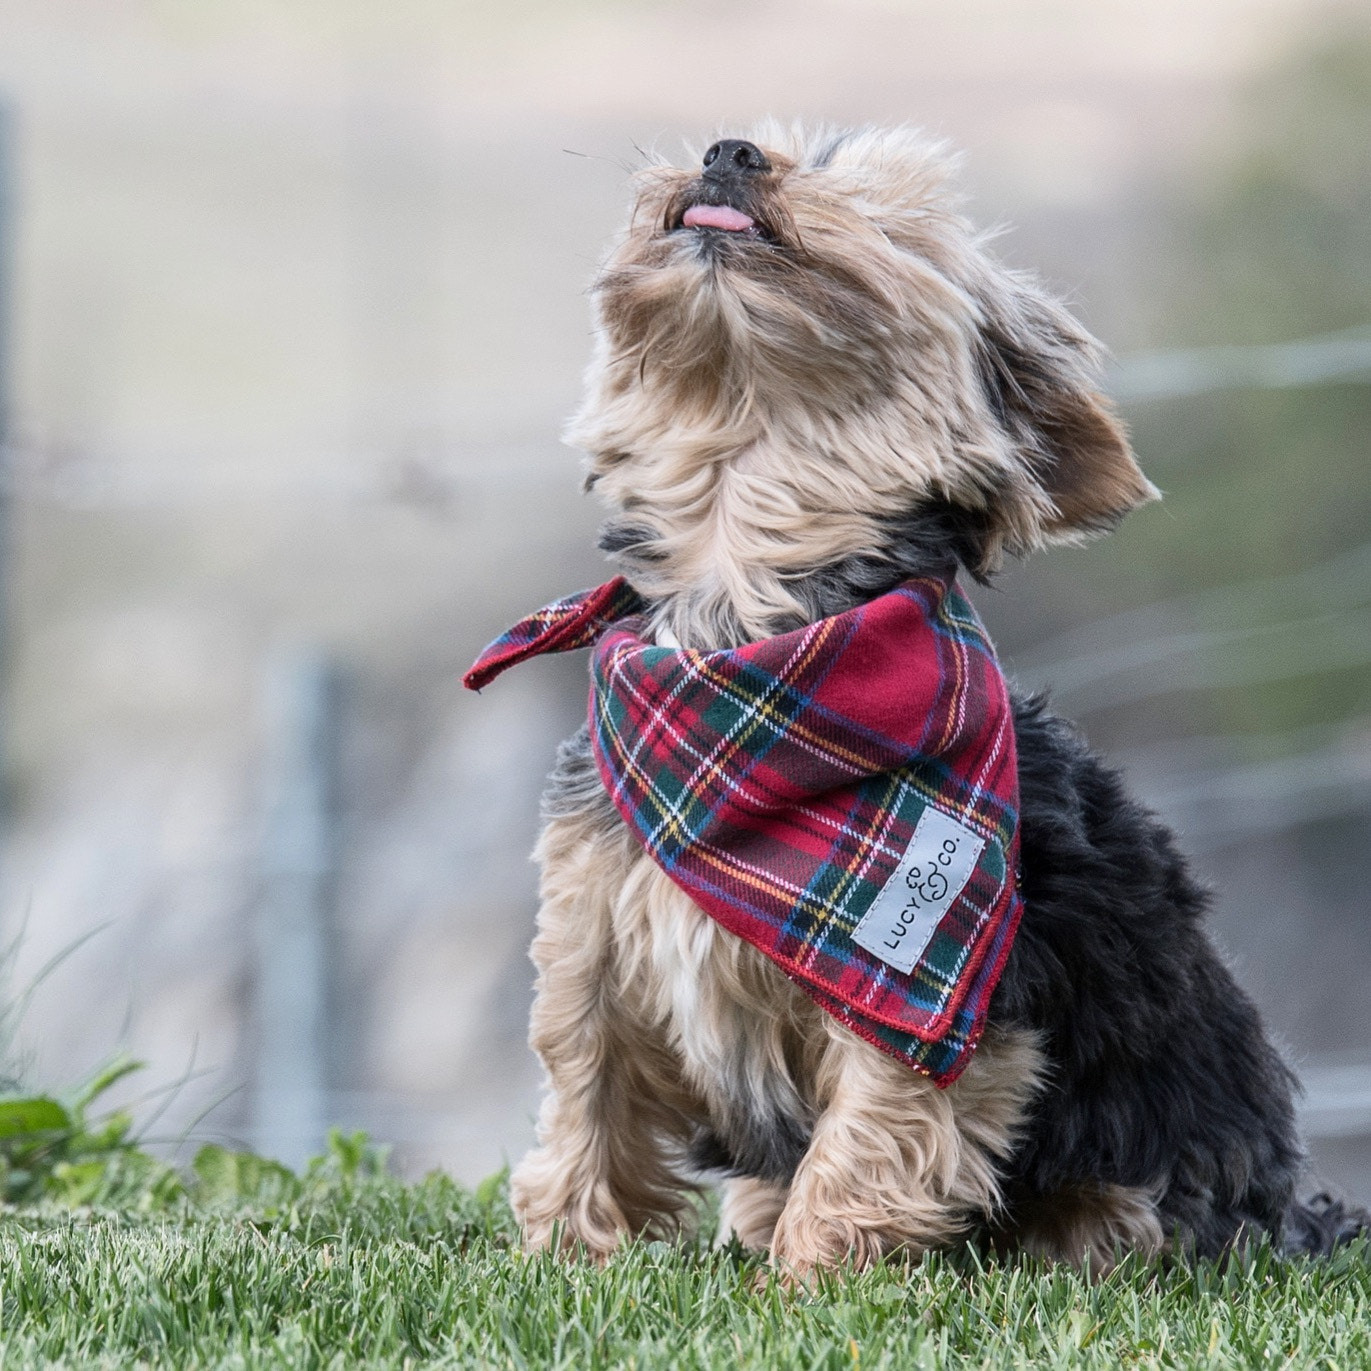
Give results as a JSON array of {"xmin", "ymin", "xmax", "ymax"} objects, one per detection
[{"xmin": 571, "ymin": 124, "xmax": 1156, "ymax": 620}]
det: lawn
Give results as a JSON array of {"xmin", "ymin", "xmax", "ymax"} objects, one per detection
[
  {"xmin": 1, "ymin": 1156, "xmax": 1369, "ymax": 1369},
  {"xmin": 0, "ymin": 1068, "xmax": 1367, "ymax": 1368}
]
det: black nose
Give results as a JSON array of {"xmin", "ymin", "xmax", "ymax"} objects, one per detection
[{"xmin": 702, "ymin": 138, "xmax": 771, "ymax": 180}]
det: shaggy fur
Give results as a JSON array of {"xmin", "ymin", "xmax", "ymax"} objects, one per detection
[{"xmin": 506, "ymin": 123, "xmax": 1363, "ymax": 1274}]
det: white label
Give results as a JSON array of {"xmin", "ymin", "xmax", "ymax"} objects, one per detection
[{"xmin": 850, "ymin": 807, "xmax": 985, "ymax": 974}]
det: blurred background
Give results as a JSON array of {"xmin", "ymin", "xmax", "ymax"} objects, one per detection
[{"xmin": 0, "ymin": 0, "xmax": 1367, "ymax": 1198}]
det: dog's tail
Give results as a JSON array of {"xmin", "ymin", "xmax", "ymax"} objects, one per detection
[{"xmin": 1282, "ymin": 1191, "xmax": 1371, "ymax": 1255}]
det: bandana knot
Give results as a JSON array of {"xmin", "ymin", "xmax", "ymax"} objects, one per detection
[{"xmin": 466, "ymin": 574, "xmax": 1023, "ymax": 1085}]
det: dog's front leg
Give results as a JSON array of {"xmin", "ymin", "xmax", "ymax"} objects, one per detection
[
  {"xmin": 511, "ymin": 816, "xmax": 695, "ymax": 1259},
  {"xmin": 770, "ymin": 1022, "xmax": 1041, "ymax": 1275}
]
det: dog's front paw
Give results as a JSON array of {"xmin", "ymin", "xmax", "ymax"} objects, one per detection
[
  {"xmin": 511, "ymin": 1151, "xmax": 628, "ymax": 1262},
  {"xmin": 770, "ymin": 1206, "xmax": 916, "ymax": 1278}
]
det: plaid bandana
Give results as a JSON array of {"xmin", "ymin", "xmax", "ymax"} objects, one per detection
[{"xmin": 465, "ymin": 575, "xmax": 1023, "ymax": 1085}]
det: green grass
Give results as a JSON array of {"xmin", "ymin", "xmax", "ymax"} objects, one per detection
[
  {"xmin": 1, "ymin": 1169, "xmax": 1369, "ymax": 1370},
  {"xmin": 0, "ymin": 1065, "xmax": 1367, "ymax": 1368}
]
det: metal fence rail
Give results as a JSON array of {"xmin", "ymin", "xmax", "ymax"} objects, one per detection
[{"xmin": 1110, "ymin": 326, "xmax": 1371, "ymax": 402}]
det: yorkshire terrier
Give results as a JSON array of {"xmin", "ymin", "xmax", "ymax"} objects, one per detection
[{"xmin": 468, "ymin": 124, "xmax": 1365, "ymax": 1273}]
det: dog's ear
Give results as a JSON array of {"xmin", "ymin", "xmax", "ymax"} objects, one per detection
[{"xmin": 970, "ymin": 265, "xmax": 1158, "ymax": 560}]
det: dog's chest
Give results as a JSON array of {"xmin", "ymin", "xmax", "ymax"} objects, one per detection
[
  {"xmin": 541, "ymin": 722, "xmax": 820, "ymax": 1161},
  {"xmin": 617, "ymin": 847, "xmax": 821, "ymax": 1139}
]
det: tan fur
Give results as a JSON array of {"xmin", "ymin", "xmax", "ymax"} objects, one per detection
[
  {"xmin": 571, "ymin": 123, "xmax": 1155, "ymax": 647},
  {"xmin": 516, "ymin": 813, "xmax": 1046, "ymax": 1268},
  {"xmin": 625, "ymin": 861, "xmax": 827, "ymax": 1132},
  {"xmin": 770, "ymin": 1022, "xmax": 1043, "ymax": 1272},
  {"xmin": 512, "ymin": 124, "xmax": 1156, "ymax": 1270},
  {"xmin": 718, "ymin": 1177, "xmax": 790, "ymax": 1252},
  {"xmin": 512, "ymin": 813, "xmax": 702, "ymax": 1256}
]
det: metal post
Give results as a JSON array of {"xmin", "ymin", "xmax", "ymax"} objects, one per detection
[
  {"xmin": 0, "ymin": 100, "xmax": 13, "ymax": 450},
  {"xmin": 253, "ymin": 648, "xmax": 344, "ymax": 1166}
]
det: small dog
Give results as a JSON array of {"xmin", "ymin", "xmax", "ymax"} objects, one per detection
[{"xmin": 476, "ymin": 124, "xmax": 1364, "ymax": 1273}]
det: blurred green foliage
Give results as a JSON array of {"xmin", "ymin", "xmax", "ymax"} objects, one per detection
[
  {"xmin": 1034, "ymin": 22, "xmax": 1371, "ymax": 751},
  {"xmin": 1182, "ymin": 29, "xmax": 1371, "ymax": 345},
  {"xmin": 0, "ymin": 1055, "xmax": 184, "ymax": 1209},
  {"xmin": 0, "ymin": 1041, "xmax": 413, "ymax": 1215}
]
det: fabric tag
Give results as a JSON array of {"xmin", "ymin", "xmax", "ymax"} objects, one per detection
[{"xmin": 851, "ymin": 806, "xmax": 986, "ymax": 974}]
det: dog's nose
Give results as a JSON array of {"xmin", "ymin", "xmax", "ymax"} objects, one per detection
[{"xmin": 702, "ymin": 139, "xmax": 771, "ymax": 181}]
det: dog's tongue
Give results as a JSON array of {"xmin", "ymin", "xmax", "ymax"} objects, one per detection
[{"xmin": 683, "ymin": 203, "xmax": 756, "ymax": 232}]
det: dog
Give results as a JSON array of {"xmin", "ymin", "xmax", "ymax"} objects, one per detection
[{"xmin": 472, "ymin": 124, "xmax": 1366, "ymax": 1273}]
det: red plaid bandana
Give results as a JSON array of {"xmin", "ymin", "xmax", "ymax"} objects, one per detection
[{"xmin": 466, "ymin": 575, "xmax": 1023, "ymax": 1085}]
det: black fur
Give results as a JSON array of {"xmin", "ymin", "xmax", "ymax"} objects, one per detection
[
  {"xmin": 542, "ymin": 724, "xmax": 618, "ymax": 828},
  {"xmin": 784, "ymin": 504, "xmax": 1000, "ymax": 620},
  {"xmin": 597, "ymin": 520, "xmax": 670, "ymax": 563},
  {"xmin": 1283, "ymin": 1193, "xmax": 1371, "ymax": 1256},
  {"xmin": 688, "ymin": 1099, "xmax": 815, "ymax": 1185},
  {"xmin": 660, "ymin": 501, "xmax": 1368, "ymax": 1256},
  {"xmin": 993, "ymin": 693, "xmax": 1305, "ymax": 1258}
]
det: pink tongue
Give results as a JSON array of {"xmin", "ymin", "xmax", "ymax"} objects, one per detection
[{"xmin": 682, "ymin": 203, "xmax": 756, "ymax": 232}]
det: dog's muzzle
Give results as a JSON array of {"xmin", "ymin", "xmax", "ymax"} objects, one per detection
[{"xmin": 671, "ymin": 139, "xmax": 775, "ymax": 241}]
